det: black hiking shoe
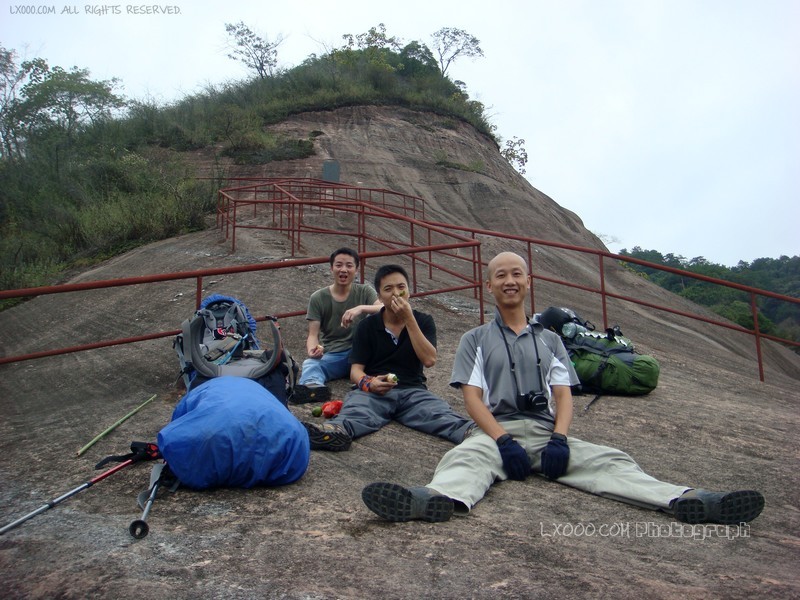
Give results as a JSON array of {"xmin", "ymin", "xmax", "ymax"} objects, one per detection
[
  {"xmin": 292, "ymin": 383, "xmax": 331, "ymax": 405},
  {"xmin": 672, "ymin": 489, "xmax": 764, "ymax": 524},
  {"xmin": 361, "ymin": 482, "xmax": 454, "ymax": 522},
  {"xmin": 303, "ymin": 422, "xmax": 352, "ymax": 451}
]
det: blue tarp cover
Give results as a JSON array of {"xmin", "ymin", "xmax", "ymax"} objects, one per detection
[{"xmin": 158, "ymin": 376, "xmax": 310, "ymax": 489}]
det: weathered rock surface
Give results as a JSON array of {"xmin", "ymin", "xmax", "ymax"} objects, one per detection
[{"xmin": 1, "ymin": 106, "xmax": 797, "ymax": 599}]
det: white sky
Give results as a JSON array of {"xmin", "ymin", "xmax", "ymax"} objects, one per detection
[{"xmin": 2, "ymin": 0, "xmax": 798, "ymax": 266}]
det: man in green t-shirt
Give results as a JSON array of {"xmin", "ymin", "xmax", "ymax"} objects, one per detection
[{"xmin": 293, "ymin": 248, "xmax": 381, "ymax": 404}]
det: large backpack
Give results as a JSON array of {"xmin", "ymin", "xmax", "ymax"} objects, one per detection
[
  {"xmin": 158, "ymin": 376, "xmax": 310, "ymax": 489},
  {"xmin": 537, "ymin": 306, "xmax": 660, "ymax": 403},
  {"xmin": 173, "ymin": 294, "xmax": 298, "ymax": 404},
  {"xmin": 564, "ymin": 329, "xmax": 660, "ymax": 396}
]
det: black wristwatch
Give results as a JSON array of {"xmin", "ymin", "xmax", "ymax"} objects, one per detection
[
  {"xmin": 551, "ymin": 432, "xmax": 567, "ymax": 442},
  {"xmin": 495, "ymin": 433, "xmax": 514, "ymax": 446}
]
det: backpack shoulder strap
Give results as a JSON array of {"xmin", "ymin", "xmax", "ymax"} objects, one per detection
[
  {"xmin": 182, "ymin": 312, "xmax": 280, "ymax": 381},
  {"xmin": 258, "ymin": 318, "xmax": 282, "ymax": 374}
]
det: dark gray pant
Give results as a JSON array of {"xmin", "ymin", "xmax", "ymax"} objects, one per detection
[{"xmin": 331, "ymin": 388, "xmax": 473, "ymax": 444}]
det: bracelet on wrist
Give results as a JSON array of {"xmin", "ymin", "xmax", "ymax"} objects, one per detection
[{"xmin": 358, "ymin": 375, "xmax": 374, "ymax": 392}]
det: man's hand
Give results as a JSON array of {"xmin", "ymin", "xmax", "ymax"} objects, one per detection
[
  {"xmin": 307, "ymin": 343, "xmax": 324, "ymax": 358},
  {"xmin": 365, "ymin": 374, "xmax": 399, "ymax": 396},
  {"xmin": 388, "ymin": 292, "xmax": 413, "ymax": 322},
  {"xmin": 541, "ymin": 433, "xmax": 570, "ymax": 479},
  {"xmin": 496, "ymin": 434, "xmax": 531, "ymax": 481},
  {"xmin": 341, "ymin": 307, "xmax": 359, "ymax": 327}
]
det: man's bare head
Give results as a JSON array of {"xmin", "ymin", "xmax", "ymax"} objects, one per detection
[
  {"xmin": 485, "ymin": 252, "xmax": 531, "ymax": 312},
  {"xmin": 487, "ymin": 252, "xmax": 528, "ymax": 280}
]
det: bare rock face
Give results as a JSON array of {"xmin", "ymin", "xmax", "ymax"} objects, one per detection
[
  {"xmin": 207, "ymin": 105, "xmax": 796, "ymax": 379},
  {"xmin": 204, "ymin": 105, "xmax": 602, "ymax": 250},
  {"xmin": 1, "ymin": 106, "xmax": 798, "ymax": 599}
]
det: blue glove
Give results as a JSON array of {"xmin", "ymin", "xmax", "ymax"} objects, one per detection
[
  {"xmin": 541, "ymin": 433, "xmax": 570, "ymax": 479},
  {"xmin": 496, "ymin": 434, "xmax": 531, "ymax": 481}
]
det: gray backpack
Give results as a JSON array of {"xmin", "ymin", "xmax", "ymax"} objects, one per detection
[{"xmin": 173, "ymin": 294, "xmax": 297, "ymax": 404}]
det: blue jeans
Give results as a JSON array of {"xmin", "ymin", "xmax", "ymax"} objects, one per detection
[{"xmin": 298, "ymin": 350, "xmax": 351, "ymax": 385}]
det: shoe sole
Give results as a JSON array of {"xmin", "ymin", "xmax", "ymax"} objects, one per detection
[
  {"xmin": 361, "ymin": 482, "xmax": 453, "ymax": 522},
  {"xmin": 674, "ymin": 490, "xmax": 764, "ymax": 524},
  {"xmin": 303, "ymin": 422, "xmax": 351, "ymax": 451},
  {"xmin": 291, "ymin": 385, "xmax": 331, "ymax": 405}
]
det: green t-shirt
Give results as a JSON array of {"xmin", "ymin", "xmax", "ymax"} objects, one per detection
[{"xmin": 306, "ymin": 283, "xmax": 378, "ymax": 353}]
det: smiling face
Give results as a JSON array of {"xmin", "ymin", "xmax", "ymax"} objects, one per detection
[
  {"xmin": 330, "ymin": 252, "xmax": 357, "ymax": 287},
  {"xmin": 486, "ymin": 252, "xmax": 530, "ymax": 309}
]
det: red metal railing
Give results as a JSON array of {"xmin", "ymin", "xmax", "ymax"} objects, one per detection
[
  {"xmin": 0, "ymin": 207, "xmax": 483, "ymax": 364},
  {"xmin": 422, "ymin": 220, "xmax": 800, "ymax": 382},
  {"xmin": 1, "ymin": 178, "xmax": 797, "ymax": 383}
]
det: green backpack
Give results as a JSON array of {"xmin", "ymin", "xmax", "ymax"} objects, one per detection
[
  {"xmin": 536, "ymin": 307, "xmax": 660, "ymax": 407},
  {"xmin": 564, "ymin": 330, "xmax": 660, "ymax": 396}
]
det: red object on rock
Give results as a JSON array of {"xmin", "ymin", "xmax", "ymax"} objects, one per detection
[{"xmin": 321, "ymin": 400, "xmax": 343, "ymax": 418}]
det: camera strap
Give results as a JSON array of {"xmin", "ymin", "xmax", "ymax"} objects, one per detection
[{"xmin": 496, "ymin": 320, "xmax": 546, "ymax": 397}]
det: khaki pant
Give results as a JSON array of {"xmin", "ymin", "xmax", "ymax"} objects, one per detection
[{"xmin": 428, "ymin": 418, "xmax": 689, "ymax": 513}]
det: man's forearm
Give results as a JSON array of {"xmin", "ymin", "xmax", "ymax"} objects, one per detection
[
  {"xmin": 552, "ymin": 386, "xmax": 573, "ymax": 435},
  {"xmin": 405, "ymin": 319, "xmax": 437, "ymax": 367}
]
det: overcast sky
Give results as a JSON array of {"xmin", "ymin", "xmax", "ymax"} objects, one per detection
[{"xmin": 2, "ymin": 0, "xmax": 798, "ymax": 266}]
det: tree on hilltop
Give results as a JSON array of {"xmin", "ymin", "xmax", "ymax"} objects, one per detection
[
  {"xmin": 0, "ymin": 46, "xmax": 124, "ymax": 162},
  {"xmin": 431, "ymin": 27, "xmax": 484, "ymax": 78},
  {"xmin": 341, "ymin": 23, "xmax": 402, "ymax": 52},
  {"xmin": 225, "ymin": 21, "xmax": 284, "ymax": 79}
]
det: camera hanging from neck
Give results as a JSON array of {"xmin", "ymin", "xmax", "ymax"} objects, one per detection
[{"xmin": 496, "ymin": 320, "xmax": 548, "ymax": 414}]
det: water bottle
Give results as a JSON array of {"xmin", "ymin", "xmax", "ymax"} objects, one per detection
[
  {"xmin": 561, "ymin": 323, "xmax": 587, "ymax": 339},
  {"xmin": 561, "ymin": 323, "xmax": 577, "ymax": 338}
]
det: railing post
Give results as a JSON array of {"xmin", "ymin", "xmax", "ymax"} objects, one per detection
[
  {"xmin": 410, "ymin": 221, "xmax": 418, "ymax": 293},
  {"xmin": 358, "ymin": 203, "xmax": 366, "ymax": 256},
  {"xmin": 599, "ymin": 254, "xmax": 608, "ymax": 329},
  {"xmin": 195, "ymin": 277, "xmax": 203, "ymax": 308},
  {"xmin": 290, "ymin": 200, "xmax": 298, "ymax": 257},
  {"xmin": 225, "ymin": 194, "xmax": 231, "ymax": 240},
  {"xmin": 751, "ymin": 292, "xmax": 765, "ymax": 381},
  {"xmin": 428, "ymin": 229, "xmax": 433, "ymax": 279},
  {"xmin": 477, "ymin": 244, "xmax": 485, "ymax": 324},
  {"xmin": 472, "ymin": 232, "xmax": 479, "ymax": 299},
  {"xmin": 232, "ymin": 201, "xmax": 238, "ymax": 253},
  {"xmin": 296, "ymin": 200, "xmax": 303, "ymax": 255},
  {"xmin": 527, "ymin": 242, "xmax": 536, "ymax": 314}
]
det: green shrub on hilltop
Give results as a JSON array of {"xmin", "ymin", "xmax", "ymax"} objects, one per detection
[{"xmin": 0, "ymin": 26, "xmax": 497, "ymax": 294}]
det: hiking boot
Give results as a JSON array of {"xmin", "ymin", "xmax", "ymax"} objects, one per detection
[
  {"xmin": 303, "ymin": 422, "xmax": 352, "ymax": 451},
  {"xmin": 292, "ymin": 383, "xmax": 331, "ymax": 405},
  {"xmin": 672, "ymin": 489, "xmax": 764, "ymax": 524},
  {"xmin": 361, "ymin": 482, "xmax": 454, "ymax": 522}
]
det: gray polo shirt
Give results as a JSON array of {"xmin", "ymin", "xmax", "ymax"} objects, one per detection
[{"xmin": 450, "ymin": 309, "xmax": 579, "ymax": 423}]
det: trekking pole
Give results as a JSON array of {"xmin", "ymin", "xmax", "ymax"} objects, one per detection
[
  {"xmin": 583, "ymin": 393, "xmax": 602, "ymax": 413},
  {"xmin": 129, "ymin": 476, "xmax": 161, "ymax": 539},
  {"xmin": 0, "ymin": 459, "xmax": 134, "ymax": 536},
  {"xmin": 128, "ymin": 461, "xmax": 175, "ymax": 539}
]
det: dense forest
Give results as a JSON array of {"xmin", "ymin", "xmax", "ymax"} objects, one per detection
[{"xmin": 619, "ymin": 247, "xmax": 799, "ymax": 345}]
